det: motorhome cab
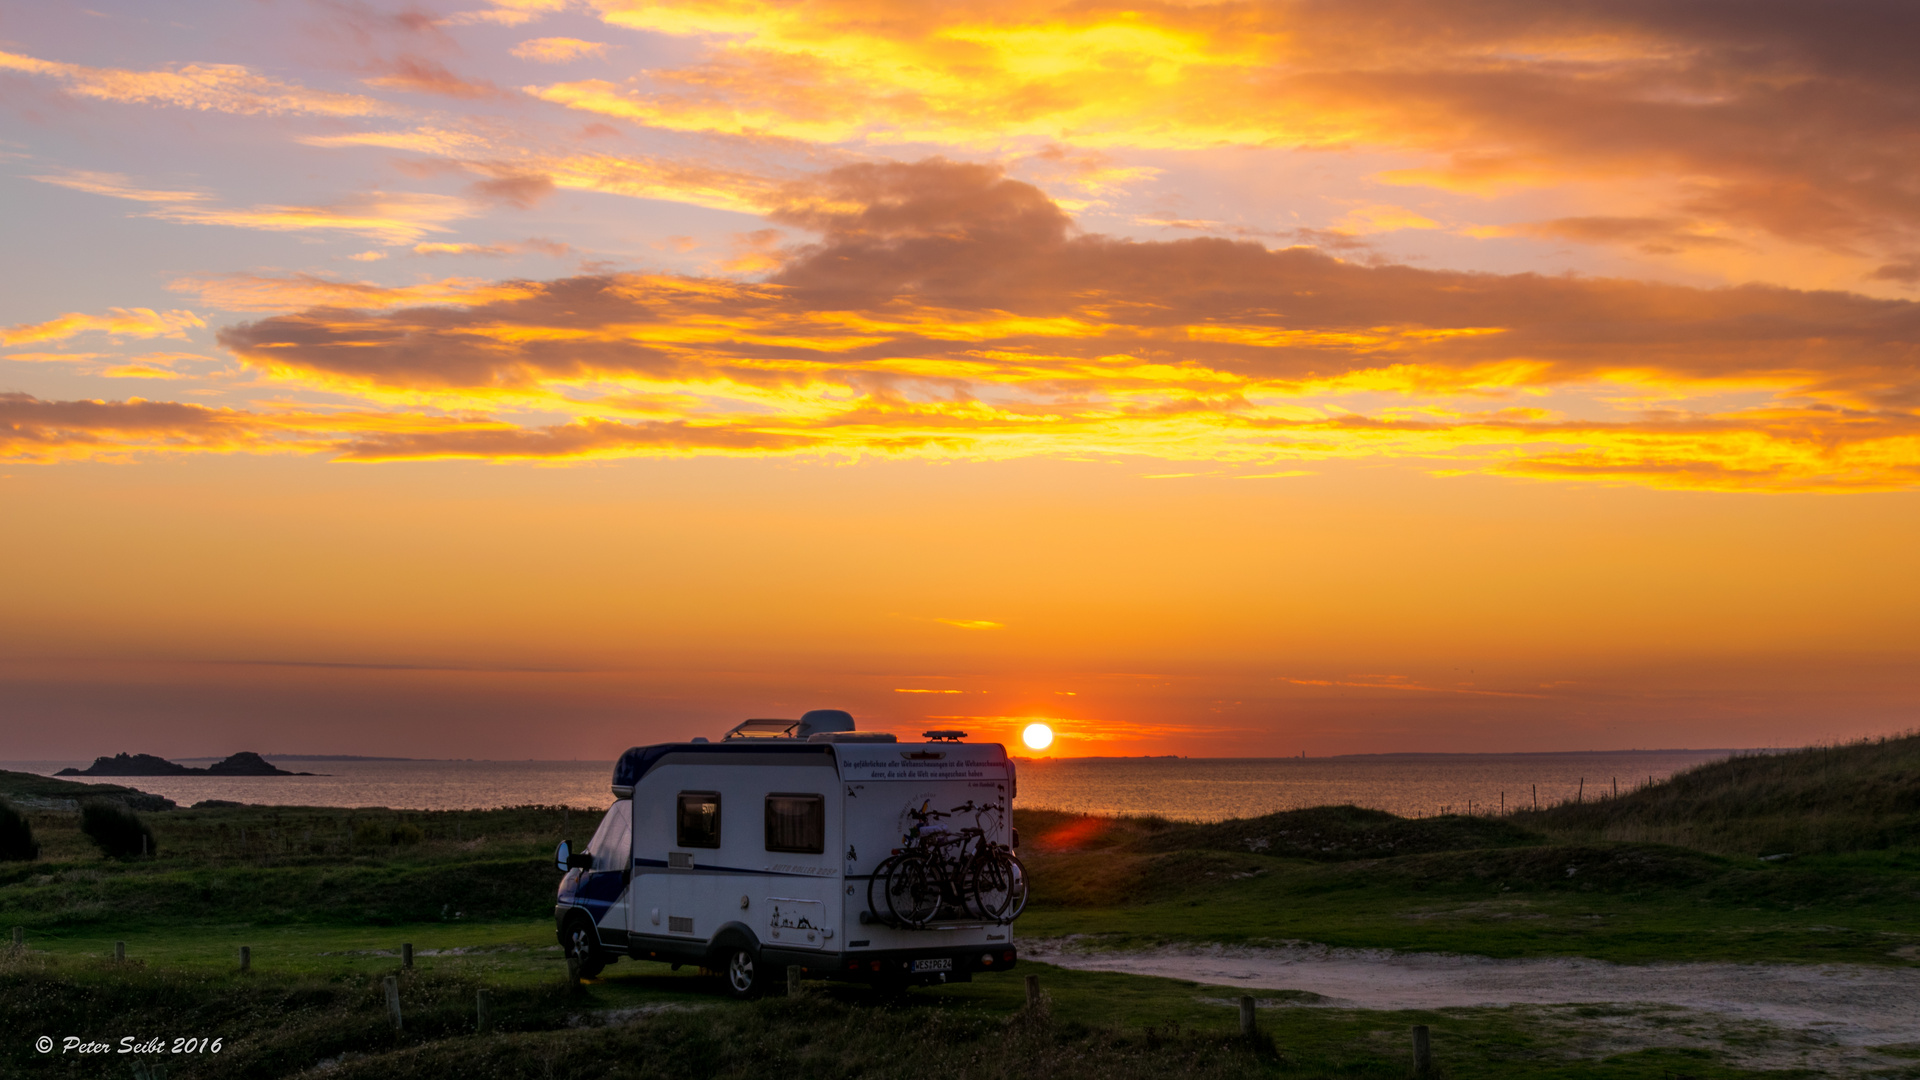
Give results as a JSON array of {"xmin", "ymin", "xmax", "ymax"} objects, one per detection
[{"xmin": 553, "ymin": 710, "xmax": 1023, "ymax": 997}]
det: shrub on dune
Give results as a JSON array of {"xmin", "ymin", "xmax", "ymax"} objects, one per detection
[
  {"xmin": 80, "ymin": 799, "xmax": 155, "ymax": 859},
  {"xmin": 0, "ymin": 799, "xmax": 38, "ymax": 861}
]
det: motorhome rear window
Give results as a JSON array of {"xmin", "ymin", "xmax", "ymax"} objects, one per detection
[
  {"xmin": 676, "ymin": 792, "xmax": 721, "ymax": 848},
  {"xmin": 764, "ymin": 794, "xmax": 825, "ymax": 854}
]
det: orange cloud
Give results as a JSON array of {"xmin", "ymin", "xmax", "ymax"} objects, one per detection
[
  {"xmin": 28, "ymin": 171, "xmax": 211, "ymax": 205},
  {"xmin": 10, "ymin": 160, "xmax": 1914, "ymax": 490},
  {"xmin": 446, "ymin": 0, "xmax": 568, "ymax": 26},
  {"xmin": 413, "ymin": 242, "xmax": 516, "ymax": 257},
  {"xmin": 364, "ymin": 57, "xmax": 507, "ymax": 101},
  {"xmin": 149, "ymin": 192, "xmax": 472, "ymax": 244},
  {"xmin": 0, "ymin": 49, "xmax": 398, "ymax": 117},
  {"xmin": 172, "ymin": 272, "xmax": 543, "ymax": 312},
  {"xmin": 330, "ymin": 416, "xmax": 817, "ymax": 462},
  {"xmin": 298, "ymin": 129, "xmax": 490, "ymax": 155},
  {"xmin": 513, "ymin": 38, "xmax": 611, "ymax": 63},
  {"xmin": 0, "ymin": 392, "xmax": 266, "ymax": 462},
  {"xmin": 212, "ymin": 162, "xmax": 1920, "ymax": 404},
  {"xmin": 1485, "ymin": 217, "xmax": 1748, "ymax": 256},
  {"xmin": 545, "ymin": 0, "xmax": 1920, "ymax": 269},
  {"xmin": 3, "ymin": 308, "xmax": 204, "ymax": 347},
  {"xmin": 30, "ymin": 170, "xmax": 471, "ymax": 244}
]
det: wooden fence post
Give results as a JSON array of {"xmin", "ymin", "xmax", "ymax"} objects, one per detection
[
  {"xmin": 787, "ymin": 965, "xmax": 804, "ymax": 997},
  {"xmin": 1412, "ymin": 1024, "xmax": 1432, "ymax": 1077},
  {"xmin": 10, "ymin": 927, "xmax": 21, "ymax": 952},
  {"xmin": 402, "ymin": 942, "xmax": 413, "ymax": 969},
  {"xmin": 1024, "ymin": 974, "xmax": 1040, "ymax": 1009},
  {"xmin": 476, "ymin": 989, "xmax": 491, "ymax": 1033},
  {"xmin": 384, "ymin": 975, "xmax": 403, "ymax": 1030},
  {"xmin": 115, "ymin": 941, "xmax": 126, "ymax": 963},
  {"xmin": 239, "ymin": 945, "xmax": 251, "ymax": 973},
  {"xmin": 1239, "ymin": 995, "xmax": 1256, "ymax": 1037}
]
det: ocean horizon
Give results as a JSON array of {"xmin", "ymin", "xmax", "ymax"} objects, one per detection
[{"xmin": 5, "ymin": 747, "xmax": 1748, "ymax": 820}]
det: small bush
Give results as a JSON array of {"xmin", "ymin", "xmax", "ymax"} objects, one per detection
[
  {"xmin": 352, "ymin": 819, "xmax": 424, "ymax": 847},
  {"xmin": 80, "ymin": 800, "xmax": 155, "ymax": 859},
  {"xmin": 0, "ymin": 799, "xmax": 38, "ymax": 861}
]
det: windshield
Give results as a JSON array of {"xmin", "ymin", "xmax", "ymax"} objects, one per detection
[{"xmin": 586, "ymin": 800, "xmax": 632, "ymax": 872}]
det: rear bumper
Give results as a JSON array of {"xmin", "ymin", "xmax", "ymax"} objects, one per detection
[{"xmin": 823, "ymin": 943, "xmax": 1019, "ymax": 984}]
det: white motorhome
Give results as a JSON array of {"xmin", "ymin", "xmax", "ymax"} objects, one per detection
[{"xmin": 553, "ymin": 710, "xmax": 1023, "ymax": 997}]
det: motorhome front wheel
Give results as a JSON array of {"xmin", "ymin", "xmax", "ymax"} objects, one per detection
[{"xmin": 561, "ymin": 915, "xmax": 607, "ymax": 979}]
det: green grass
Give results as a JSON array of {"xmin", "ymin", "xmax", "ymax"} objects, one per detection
[
  {"xmin": 1018, "ymin": 846, "xmax": 1920, "ymax": 965},
  {"xmin": 3, "ymin": 948, "xmax": 1864, "ymax": 1079},
  {"xmin": 1513, "ymin": 732, "xmax": 1920, "ymax": 856},
  {"xmin": 1017, "ymin": 808, "xmax": 1920, "ymax": 965}
]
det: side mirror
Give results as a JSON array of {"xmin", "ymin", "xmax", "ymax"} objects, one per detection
[{"xmin": 554, "ymin": 840, "xmax": 572, "ymax": 873}]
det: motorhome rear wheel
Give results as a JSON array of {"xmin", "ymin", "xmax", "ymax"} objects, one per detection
[{"xmin": 721, "ymin": 945, "xmax": 765, "ymax": 999}]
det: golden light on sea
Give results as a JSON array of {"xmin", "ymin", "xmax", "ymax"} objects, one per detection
[{"xmin": 1022, "ymin": 723, "xmax": 1054, "ymax": 751}]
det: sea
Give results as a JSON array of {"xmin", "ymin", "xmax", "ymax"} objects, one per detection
[{"xmin": 2, "ymin": 749, "xmax": 1748, "ymax": 821}]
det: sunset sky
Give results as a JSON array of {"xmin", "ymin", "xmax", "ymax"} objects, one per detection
[{"xmin": 5, "ymin": 1, "xmax": 1919, "ymax": 759}]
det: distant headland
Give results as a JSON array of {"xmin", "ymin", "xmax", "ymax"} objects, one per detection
[{"xmin": 57, "ymin": 752, "xmax": 316, "ymax": 777}]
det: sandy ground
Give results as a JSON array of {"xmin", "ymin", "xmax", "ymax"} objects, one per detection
[{"xmin": 1023, "ymin": 937, "xmax": 1920, "ymax": 1073}]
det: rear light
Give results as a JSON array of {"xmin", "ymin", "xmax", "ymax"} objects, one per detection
[
  {"xmin": 871, "ymin": 961, "xmax": 882, "ymax": 971},
  {"xmin": 981, "ymin": 953, "xmax": 993, "ymax": 966},
  {"xmin": 1003, "ymin": 950, "xmax": 1015, "ymax": 963}
]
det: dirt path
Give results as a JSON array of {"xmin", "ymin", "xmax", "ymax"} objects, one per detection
[{"xmin": 1023, "ymin": 938, "xmax": 1920, "ymax": 1072}]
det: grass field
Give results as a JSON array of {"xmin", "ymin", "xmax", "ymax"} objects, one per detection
[
  {"xmin": 3, "ymin": 946, "xmax": 1840, "ymax": 1080},
  {"xmin": 3, "ymin": 734, "xmax": 1917, "ymax": 1077}
]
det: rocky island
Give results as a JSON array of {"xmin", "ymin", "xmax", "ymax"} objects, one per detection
[{"xmin": 57, "ymin": 751, "xmax": 314, "ymax": 777}]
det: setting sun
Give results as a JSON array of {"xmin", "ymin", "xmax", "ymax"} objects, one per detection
[{"xmin": 1022, "ymin": 723, "xmax": 1055, "ymax": 751}]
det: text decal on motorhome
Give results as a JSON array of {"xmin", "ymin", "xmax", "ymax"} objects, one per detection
[{"xmin": 836, "ymin": 755, "xmax": 1003, "ymax": 782}]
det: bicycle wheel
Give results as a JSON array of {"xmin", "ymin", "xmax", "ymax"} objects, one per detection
[
  {"xmin": 1000, "ymin": 852, "xmax": 1029, "ymax": 920},
  {"xmin": 882, "ymin": 851, "xmax": 941, "ymax": 927},
  {"xmin": 866, "ymin": 854, "xmax": 903, "ymax": 927},
  {"xmin": 966, "ymin": 848, "xmax": 1016, "ymax": 919}
]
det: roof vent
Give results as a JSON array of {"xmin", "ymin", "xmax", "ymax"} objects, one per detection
[
  {"xmin": 808, "ymin": 731, "xmax": 898, "ymax": 743},
  {"xmin": 922, "ymin": 730, "xmax": 968, "ymax": 742},
  {"xmin": 723, "ymin": 718, "xmax": 801, "ymax": 740},
  {"xmin": 723, "ymin": 709, "xmax": 858, "ymax": 740}
]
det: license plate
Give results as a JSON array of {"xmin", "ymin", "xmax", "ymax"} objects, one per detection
[{"xmin": 911, "ymin": 957, "xmax": 953, "ymax": 973}]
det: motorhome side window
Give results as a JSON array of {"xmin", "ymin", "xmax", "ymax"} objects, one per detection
[
  {"xmin": 764, "ymin": 794, "xmax": 825, "ymax": 854},
  {"xmin": 676, "ymin": 792, "xmax": 721, "ymax": 848}
]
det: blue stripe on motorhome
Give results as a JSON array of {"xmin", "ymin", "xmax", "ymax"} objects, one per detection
[
  {"xmin": 632, "ymin": 857, "xmax": 837, "ymax": 878},
  {"xmin": 575, "ymin": 869, "xmax": 626, "ymax": 922}
]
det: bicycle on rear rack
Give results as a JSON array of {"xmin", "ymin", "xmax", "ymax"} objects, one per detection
[{"xmin": 867, "ymin": 800, "xmax": 1027, "ymax": 928}]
